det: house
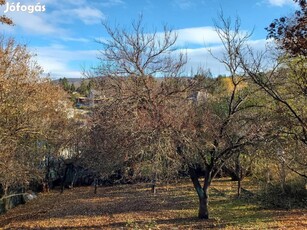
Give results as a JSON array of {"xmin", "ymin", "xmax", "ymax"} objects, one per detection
[{"xmin": 76, "ymin": 89, "xmax": 105, "ymax": 108}]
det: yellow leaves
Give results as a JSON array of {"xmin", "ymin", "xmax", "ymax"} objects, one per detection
[{"xmin": 219, "ymin": 76, "xmax": 247, "ymax": 95}]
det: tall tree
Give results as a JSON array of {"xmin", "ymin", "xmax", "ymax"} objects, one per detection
[
  {"xmin": 77, "ymin": 79, "xmax": 90, "ymax": 96},
  {"xmin": 87, "ymin": 16, "xmax": 267, "ymax": 220},
  {"xmin": 58, "ymin": 77, "xmax": 71, "ymax": 92},
  {"xmin": 87, "ymin": 16, "xmax": 189, "ymax": 185},
  {"xmin": 176, "ymin": 15, "xmax": 270, "ymax": 218},
  {"xmin": 0, "ymin": 37, "xmax": 73, "ymax": 211}
]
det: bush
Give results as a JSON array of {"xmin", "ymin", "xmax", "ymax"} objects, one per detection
[{"xmin": 258, "ymin": 179, "xmax": 307, "ymax": 209}]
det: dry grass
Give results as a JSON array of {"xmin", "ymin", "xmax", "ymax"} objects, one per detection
[{"xmin": 0, "ymin": 178, "xmax": 306, "ymax": 229}]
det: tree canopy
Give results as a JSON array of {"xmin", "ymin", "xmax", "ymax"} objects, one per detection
[{"xmin": 266, "ymin": 0, "xmax": 307, "ymax": 56}]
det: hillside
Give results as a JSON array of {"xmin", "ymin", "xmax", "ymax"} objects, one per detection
[{"xmin": 52, "ymin": 78, "xmax": 87, "ymax": 88}]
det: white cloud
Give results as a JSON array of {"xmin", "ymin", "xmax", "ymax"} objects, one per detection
[
  {"xmin": 172, "ymin": 0, "xmax": 193, "ymax": 10},
  {"xmin": 0, "ymin": 1, "xmax": 105, "ymax": 36},
  {"xmin": 61, "ymin": 37, "xmax": 91, "ymax": 43},
  {"xmin": 0, "ymin": 1, "xmax": 64, "ymax": 35},
  {"xmin": 174, "ymin": 26, "xmax": 251, "ymax": 48},
  {"xmin": 72, "ymin": 7, "xmax": 104, "ymax": 25},
  {"xmin": 181, "ymin": 46, "xmax": 227, "ymax": 76},
  {"xmin": 0, "ymin": 3, "xmax": 67, "ymax": 36},
  {"xmin": 99, "ymin": 0, "xmax": 125, "ymax": 7},
  {"xmin": 267, "ymin": 0, "xmax": 294, "ymax": 6},
  {"xmin": 9, "ymin": 11, "xmax": 66, "ymax": 35},
  {"xmin": 175, "ymin": 27, "xmax": 221, "ymax": 47},
  {"xmin": 30, "ymin": 44, "xmax": 99, "ymax": 78},
  {"xmin": 49, "ymin": 7, "xmax": 104, "ymax": 25},
  {"xmin": 179, "ymin": 39, "xmax": 272, "ymax": 76}
]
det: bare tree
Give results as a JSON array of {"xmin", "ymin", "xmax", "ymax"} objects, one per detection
[
  {"xmin": 173, "ymin": 14, "xmax": 271, "ymax": 219},
  {"xmin": 96, "ymin": 15, "xmax": 186, "ymax": 78},
  {"xmin": 87, "ymin": 15, "xmax": 268, "ymax": 220},
  {"xmin": 84, "ymin": 16, "xmax": 191, "ymax": 188}
]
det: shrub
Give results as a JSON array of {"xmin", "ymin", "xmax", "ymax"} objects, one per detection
[{"xmin": 258, "ymin": 178, "xmax": 307, "ymax": 209}]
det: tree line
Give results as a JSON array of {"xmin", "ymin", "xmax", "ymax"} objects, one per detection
[{"xmin": 58, "ymin": 77, "xmax": 94, "ymax": 97}]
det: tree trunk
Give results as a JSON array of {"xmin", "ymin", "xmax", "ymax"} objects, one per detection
[
  {"xmin": 280, "ymin": 161, "xmax": 286, "ymax": 194},
  {"xmin": 94, "ymin": 184, "xmax": 98, "ymax": 194},
  {"xmin": 3, "ymin": 185, "xmax": 8, "ymax": 212},
  {"xmin": 151, "ymin": 172, "xmax": 157, "ymax": 194},
  {"xmin": 94, "ymin": 178, "xmax": 98, "ymax": 194},
  {"xmin": 189, "ymin": 167, "xmax": 211, "ymax": 219},
  {"xmin": 236, "ymin": 153, "xmax": 242, "ymax": 198},
  {"xmin": 198, "ymin": 183, "xmax": 209, "ymax": 219},
  {"xmin": 265, "ymin": 165, "xmax": 270, "ymax": 194},
  {"xmin": 237, "ymin": 179, "xmax": 241, "ymax": 198},
  {"xmin": 70, "ymin": 170, "xmax": 77, "ymax": 189},
  {"xmin": 61, "ymin": 166, "xmax": 69, "ymax": 193}
]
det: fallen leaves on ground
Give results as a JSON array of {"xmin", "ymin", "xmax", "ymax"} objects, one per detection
[{"xmin": 0, "ymin": 179, "xmax": 306, "ymax": 229}]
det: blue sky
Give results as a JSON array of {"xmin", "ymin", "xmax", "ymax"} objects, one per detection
[{"xmin": 0, "ymin": 0, "xmax": 298, "ymax": 78}]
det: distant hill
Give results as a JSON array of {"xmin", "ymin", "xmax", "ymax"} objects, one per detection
[{"xmin": 52, "ymin": 78, "xmax": 89, "ymax": 88}]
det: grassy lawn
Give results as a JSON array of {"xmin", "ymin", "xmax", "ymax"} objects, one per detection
[{"xmin": 0, "ymin": 178, "xmax": 306, "ymax": 229}]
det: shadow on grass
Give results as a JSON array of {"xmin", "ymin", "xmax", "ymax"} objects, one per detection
[
  {"xmin": 1, "ymin": 179, "xmax": 305, "ymax": 229},
  {"xmin": 0, "ymin": 183, "xmax": 198, "ymax": 228}
]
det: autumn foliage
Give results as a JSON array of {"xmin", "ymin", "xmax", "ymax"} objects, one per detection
[
  {"xmin": 0, "ymin": 37, "xmax": 72, "ymax": 210},
  {"xmin": 266, "ymin": 0, "xmax": 307, "ymax": 56}
]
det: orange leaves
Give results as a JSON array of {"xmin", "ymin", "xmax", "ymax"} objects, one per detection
[{"xmin": 0, "ymin": 37, "xmax": 72, "ymax": 197}]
